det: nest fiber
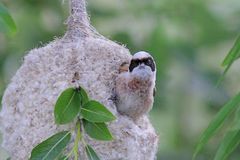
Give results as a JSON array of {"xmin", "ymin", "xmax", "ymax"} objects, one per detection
[{"xmin": 0, "ymin": 0, "xmax": 158, "ymax": 159}]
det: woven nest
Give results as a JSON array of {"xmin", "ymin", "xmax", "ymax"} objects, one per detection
[{"xmin": 0, "ymin": 0, "xmax": 158, "ymax": 159}]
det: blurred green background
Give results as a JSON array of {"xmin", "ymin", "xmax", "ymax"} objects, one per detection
[{"xmin": 1, "ymin": 0, "xmax": 240, "ymax": 159}]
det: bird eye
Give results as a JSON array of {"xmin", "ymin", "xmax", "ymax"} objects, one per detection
[
  {"xmin": 143, "ymin": 58, "xmax": 155, "ymax": 72},
  {"xmin": 144, "ymin": 59, "xmax": 151, "ymax": 66},
  {"xmin": 129, "ymin": 60, "xmax": 139, "ymax": 72}
]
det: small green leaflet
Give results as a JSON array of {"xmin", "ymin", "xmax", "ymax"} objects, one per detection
[
  {"xmin": 85, "ymin": 145, "xmax": 100, "ymax": 160},
  {"xmin": 0, "ymin": 95, "xmax": 2, "ymax": 111},
  {"xmin": 83, "ymin": 120, "xmax": 113, "ymax": 141},
  {"xmin": 54, "ymin": 88, "xmax": 81, "ymax": 124},
  {"xmin": 30, "ymin": 131, "xmax": 71, "ymax": 160},
  {"xmin": 0, "ymin": 3, "xmax": 17, "ymax": 35},
  {"xmin": 216, "ymin": 36, "xmax": 240, "ymax": 86},
  {"xmin": 77, "ymin": 87, "xmax": 89, "ymax": 106},
  {"xmin": 217, "ymin": 35, "xmax": 240, "ymax": 86},
  {"xmin": 222, "ymin": 36, "xmax": 240, "ymax": 67},
  {"xmin": 193, "ymin": 92, "xmax": 240, "ymax": 159},
  {"xmin": 214, "ymin": 130, "xmax": 240, "ymax": 160},
  {"xmin": 81, "ymin": 100, "xmax": 116, "ymax": 123}
]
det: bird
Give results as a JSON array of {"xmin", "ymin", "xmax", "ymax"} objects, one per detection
[{"xmin": 115, "ymin": 51, "xmax": 156, "ymax": 121}]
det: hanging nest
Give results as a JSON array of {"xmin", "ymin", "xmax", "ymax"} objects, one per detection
[{"xmin": 0, "ymin": 0, "xmax": 158, "ymax": 159}]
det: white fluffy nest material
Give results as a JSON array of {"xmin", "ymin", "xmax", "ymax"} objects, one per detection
[{"xmin": 0, "ymin": 0, "xmax": 158, "ymax": 159}]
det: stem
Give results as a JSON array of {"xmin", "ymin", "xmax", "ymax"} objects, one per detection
[
  {"xmin": 73, "ymin": 121, "xmax": 81, "ymax": 160},
  {"xmin": 63, "ymin": 121, "xmax": 81, "ymax": 160},
  {"xmin": 79, "ymin": 119, "xmax": 89, "ymax": 158},
  {"xmin": 63, "ymin": 129, "xmax": 75, "ymax": 160},
  {"xmin": 65, "ymin": 0, "xmax": 92, "ymax": 39},
  {"xmin": 64, "ymin": 149, "xmax": 73, "ymax": 160}
]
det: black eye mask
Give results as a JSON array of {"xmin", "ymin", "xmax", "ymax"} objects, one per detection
[{"xmin": 129, "ymin": 57, "xmax": 155, "ymax": 72}]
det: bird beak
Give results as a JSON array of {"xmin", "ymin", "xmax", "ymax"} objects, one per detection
[{"xmin": 139, "ymin": 64, "xmax": 145, "ymax": 69}]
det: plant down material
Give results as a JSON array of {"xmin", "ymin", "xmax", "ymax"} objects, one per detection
[{"xmin": 0, "ymin": 0, "xmax": 158, "ymax": 159}]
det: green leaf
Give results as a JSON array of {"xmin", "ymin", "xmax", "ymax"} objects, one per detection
[
  {"xmin": 0, "ymin": 3, "xmax": 17, "ymax": 35},
  {"xmin": 85, "ymin": 145, "xmax": 100, "ymax": 160},
  {"xmin": 54, "ymin": 88, "xmax": 81, "ymax": 124},
  {"xmin": 220, "ymin": 36, "xmax": 240, "ymax": 79},
  {"xmin": 81, "ymin": 100, "xmax": 116, "ymax": 123},
  {"xmin": 30, "ymin": 131, "xmax": 71, "ymax": 160},
  {"xmin": 222, "ymin": 36, "xmax": 240, "ymax": 67},
  {"xmin": 57, "ymin": 154, "xmax": 68, "ymax": 160},
  {"xmin": 83, "ymin": 120, "xmax": 114, "ymax": 141},
  {"xmin": 214, "ymin": 130, "xmax": 240, "ymax": 160},
  {"xmin": 0, "ymin": 95, "xmax": 2, "ymax": 111},
  {"xmin": 231, "ymin": 107, "xmax": 240, "ymax": 131},
  {"xmin": 77, "ymin": 87, "xmax": 89, "ymax": 106},
  {"xmin": 193, "ymin": 92, "xmax": 240, "ymax": 159},
  {"xmin": 216, "ymin": 36, "xmax": 240, "ymax": 86}
]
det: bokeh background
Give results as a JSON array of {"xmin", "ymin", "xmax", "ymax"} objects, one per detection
[{"xmin": 1, "ymin": 0, "xmax": 240, "ymax": 159}]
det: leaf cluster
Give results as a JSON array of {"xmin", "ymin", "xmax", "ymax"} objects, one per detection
[
  {"xmin": 194, "ymin": 36, "xmax": 240, "ymax": 160},
  {"xmin": 0, "ymin": 2, "xmax": 17, "ymax": 35},
  {"xmin": 29, "ymin": 87, "xmax": 116, "ymax": 160}
]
